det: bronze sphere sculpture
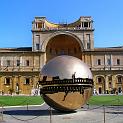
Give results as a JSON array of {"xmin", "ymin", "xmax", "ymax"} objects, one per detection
[{"xmin": 39, "ymin": 55, "xmax": 93, "ymax": 112}]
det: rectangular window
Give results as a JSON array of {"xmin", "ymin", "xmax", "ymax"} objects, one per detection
[
  {"xmin": 86, "ymin": 34, "xmax": 91, "ymax": 49},
  {"xmin": 26, "ymin": 60, "xmax": 29, "ymax": 66},
  {"xmin": 107, "ymin": 59, "xmax": 111, "ymax": 65},
  {"xmin": 86, "ymin": 34, "xmax": 91, "ymax": 41},
  {"xmin": 84, "ymin": 22, "xmax": 88, "ymax": 28},
  {"xmin": 7, "ymin": 60, "xmax": 10, "ymax": 66},
  {"xmin": 5, "ymin": 78, "xmax": 10, "ymax": 85},
  {"xmin": 87, "ymin": 43, "xmax": 90, "ymax": 49},
  {"xmin": 38, "ymin": 23, "xmax": 42, "ymax": 28},
  {"xmin": 36, "ymin": 43, "xmax": 40, "ymax": 50},
  {"xmin": 97, "ymin": 59, "xmax": 101, "ymax": 65},
  {"xmin": 35, "ymin": 35, "xmax": 40, "ymax": 42},
  {"xmin": 17, "ymin": 60, "xmax": 20, "ymax": 66},
  {"xmin": 35, "ymin": 35, "xmax": 40, "ymax": 51},
  {"xmin": 117, "ymin": 59, "xmax": 120, "ymax": 65},
  {"xmin": 24, "ymin": 78, "xmax": 30, "ymax": 85}
]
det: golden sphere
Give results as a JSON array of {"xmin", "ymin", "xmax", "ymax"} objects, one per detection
[{"xmin": 40, "ymin": 55, "xmax": 93, "ymax": 111}]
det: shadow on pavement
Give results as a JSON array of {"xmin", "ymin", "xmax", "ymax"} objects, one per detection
[
  {"xmin": 3, "ymin": 109, "xmax": 76, "ymax": 116},
  {"xmin": 106, "ymin": 111, "xmax": 123, "ymax": 114}
]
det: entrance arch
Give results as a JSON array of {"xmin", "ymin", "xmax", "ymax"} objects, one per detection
[
  {"xmin": 96, "ymin": 75, "xmax": 105, "ymax": 94},
  {"xmin": 46, "ymin": 34, "xmax": 83, "ymax": 61}
]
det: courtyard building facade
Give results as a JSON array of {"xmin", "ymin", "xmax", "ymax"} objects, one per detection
[{"xmin": 0, "ymin": 16, "xmax": 123, "ymax": 95}]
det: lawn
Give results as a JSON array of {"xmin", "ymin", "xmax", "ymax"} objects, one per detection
[
  {"xmin": 0, "ymin": 95, "xmax": 123, "ymax": 107},
  {"xmin": 0, "ymin": 96, "xmax": 44, "ymax": 106},
  {"xmin": 88, "ymin": 95, "xmax": 123, "ymax": 106}
]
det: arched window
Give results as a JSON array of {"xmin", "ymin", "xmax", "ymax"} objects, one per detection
[
  {"xmin": 98, "ymin": 77, "xmax": 102, "ymax": 83},
  {"xmin": 97, "ymin": 59, "xmax": 101, "ymax": 65},
  {"xmin": 118, "ymin": 76, "xmax": 122, "ymax": 83}
]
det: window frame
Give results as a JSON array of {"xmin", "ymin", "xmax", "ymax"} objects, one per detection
[
  {"xmin": 17, "ymin": 60, "xmax": 20, "ymax": 66},
  {"xmin": 97, "ymin": 59, "xmax": 101, "ymax": 65},
  {"xmin": 4, "ymin": 77, "xmax": 11, "ymax": 85},
  {"xmin": 107, "ymin": 58, "xmax": 111, "ymax": 65},
  {"xmin": 118, "ymin": 76, "xmax": 122, "ymax": 83},
  {"xmin": 26, "ymin": 60, "xmax": 30, "ymax": 66},
  {"xmin": 24, "ymin": 78, "xmax": 30, "ymax": 85},
  {"xmin": 36, "ymin": 43, "xmax": 40, "ymax": 50},
  {"xmin": 98, "ymin": 77, "xmax": 102, "ymax": 83},
  {"xmin": 7, "ymin": 60, "xmax": 11, "ymax": 66},
  {"xmin": 117, "ymin": 59, "xmax": 120, "ymax": 65}
]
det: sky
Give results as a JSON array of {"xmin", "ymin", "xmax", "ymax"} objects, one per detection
[{"xmin": 0, "ymin": 0, "xmax": 123, "ymax": 48}]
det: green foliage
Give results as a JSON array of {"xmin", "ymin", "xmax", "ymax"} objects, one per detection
[
  {"xmin": 0, "ymin": 96, "xmax": 44, "ymax": 106},
  {"xmin": 88, "ymin": 95, "xmax": 123, "ymax": 106}
]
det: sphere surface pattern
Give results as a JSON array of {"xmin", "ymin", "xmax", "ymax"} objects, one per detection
[
  {"xmin": 41, "ymin": 55, "xmax": 93, "ymax": 79},
  {"xmin": 40, "ymin": 55, "xmax": 93, "ymax": 111}
]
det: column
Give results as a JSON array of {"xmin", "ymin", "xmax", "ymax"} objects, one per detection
[
  {"xmin": 110, "ymin": 54, "xmax": 112, "ymax": 69},
  {"xmin": 105, "ymin": 75, "xmax": 109, "ymax": 92},
  {"xmin": 82, "ymin": 22, "xmax": 84, "ymax": 28},
  {"xmin": 12, "ymin": 75, "xmax": 16, "ymax": 94},
  {"xmin": 90, "ymin": 22, "xmax": 92, "ymax": 28},
  {"xmin": 93, "ymin": 76, "xmax": 97, "ymax": 90},
  {"xmin": 112, "ymin": 75, "xmax": 116, "ymax": 89},
  {"xmin": 0, "ymin": 76, "xmax": 2, "ymax": 95},
  {"xmin": 43, "ymin": 53, "xmax": 46, "ymax": 65},
  {"xmin": 43, "ymin": 22, "xmax": 46, "ymax": 28},
  {"xmin": 88, "ymin": 22, "xmax": 90, "ymax": 28},
  {"xmin": 80, "ymin": 22, "xmax": 82, "ymax": 29},
  {"xmin": 18, "ymin": 75, "xmax": 21, "ymax": 94},
  {"xmin": 42, "ymin": 23, "xmax": 44, "ymax": 29},
  {"xmin": 40, "ymin": 53, "xmax": 46, "ymax": 70},
  {"xmin": 104, "ymin": 54, "xmax": 106, "ymax": 69},
  {"xmin": 91, "ymin": 55, "xmax": 94, "ymax": 70},
  {"xmin": 34, "ymin": 23, "xmax": 36, "ymax": 29},
  {"xmin": 36, "ymin": 22, "xmax": 38, "ymax": 29}
]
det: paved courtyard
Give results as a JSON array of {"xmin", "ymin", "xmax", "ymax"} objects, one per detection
[{"xmin": 0, "ymin": 104, "xmax": 123, "ymax": 123}]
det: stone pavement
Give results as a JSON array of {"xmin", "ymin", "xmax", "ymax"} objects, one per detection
[{"xmin": 0, "ymin": 104, "xmax": 123, "ymax": 123}]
